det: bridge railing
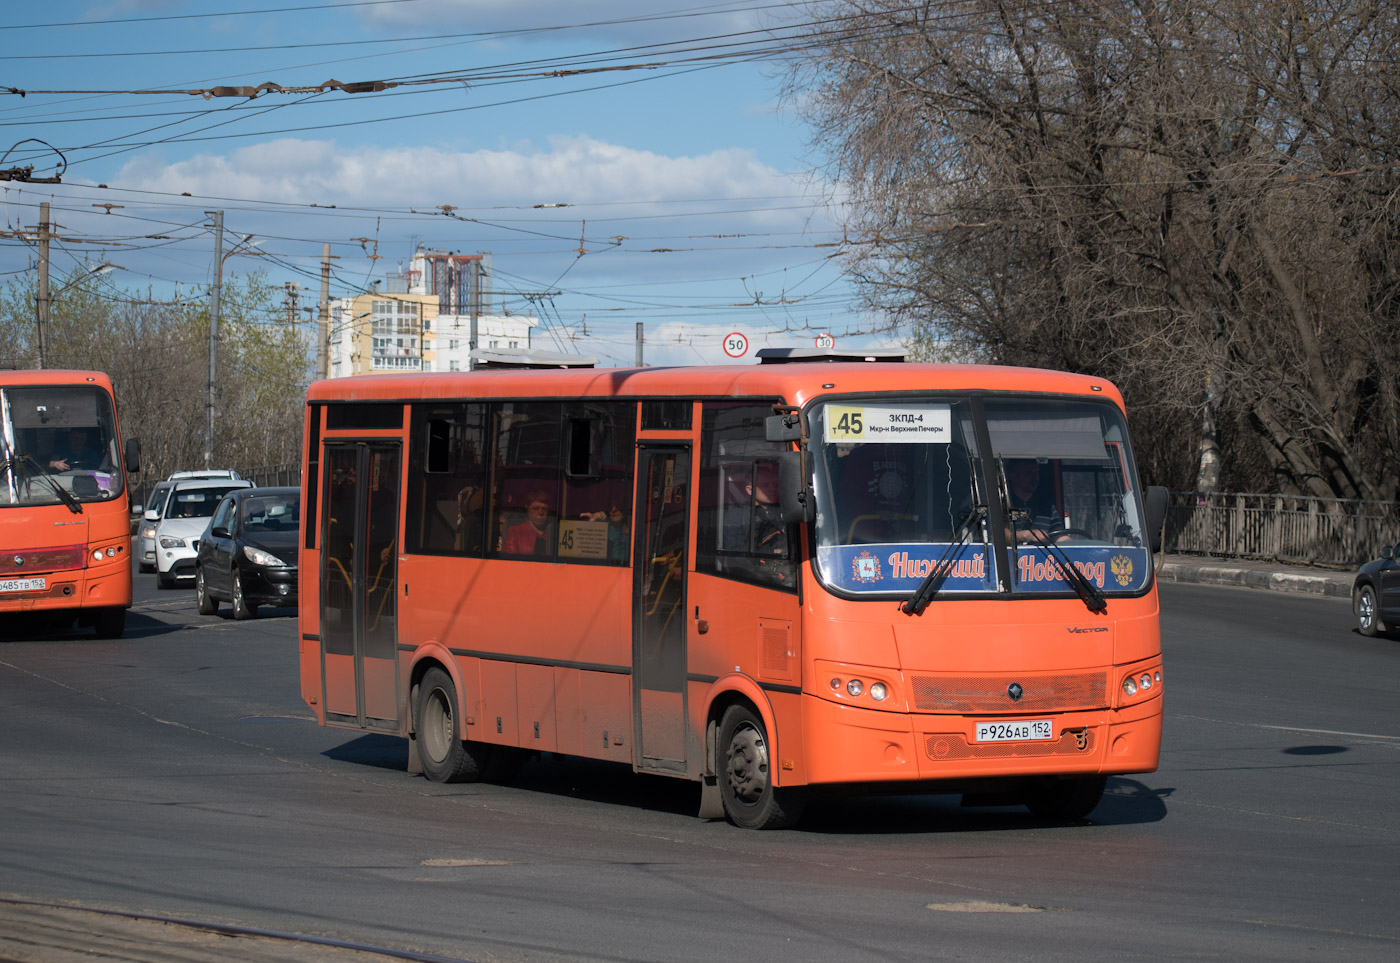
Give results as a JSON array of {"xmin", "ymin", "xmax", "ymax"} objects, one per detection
[{"xmin": 1165, "ymin": 491, "xmax": 1399, "ymax": 567}]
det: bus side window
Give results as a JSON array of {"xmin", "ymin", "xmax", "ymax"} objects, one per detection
[
  {"xmin": 696, "ymin": 402, "xmax": 796, "ymax": 591},
  {"xmin": 558, "ymin": 402, "xmax": 636, "ymax": 565},
  {"xmin": 490, "ymin": 402, "xmax": 563, "ymax": 560},
  {"xmin": 406, "ymin": 403, "xmax": 488, "ymax": 556}
]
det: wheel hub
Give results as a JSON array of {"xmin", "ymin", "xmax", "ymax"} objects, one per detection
[{"xmin": 725, "ymin": 724, "xmax": 769, "ymax": 803}]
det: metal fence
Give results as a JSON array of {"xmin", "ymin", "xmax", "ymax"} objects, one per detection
[{"xmin": 1165, "ymin": 491, "xmax": 1400, "ymax": 568}]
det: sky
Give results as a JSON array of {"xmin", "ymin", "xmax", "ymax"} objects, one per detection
[{"xmin": 1, "ymin": 0, "xmax": 893, "ymax": 369}]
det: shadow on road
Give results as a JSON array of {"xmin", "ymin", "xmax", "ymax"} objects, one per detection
[{"xmin": 320, "ymin": 732, "xmax": 1173, "ymax": 832}]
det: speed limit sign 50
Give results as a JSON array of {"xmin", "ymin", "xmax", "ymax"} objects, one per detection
[{"xmin": 723, "ymin": 332, "xmax": 749, "ymax": 357}]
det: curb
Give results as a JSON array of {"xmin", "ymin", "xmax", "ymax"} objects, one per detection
[{"xmin": 1157, "ymin": 560, "xmax": 1353, "ymax": 599}]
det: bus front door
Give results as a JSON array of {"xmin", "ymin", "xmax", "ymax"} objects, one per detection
[
  {"xmin": 320, "ymin": 442, "xmax": 402, "ymax": 731},
  {"xmin": 633, "ymin": 446, "xmax": 691, "ymax": 773}
]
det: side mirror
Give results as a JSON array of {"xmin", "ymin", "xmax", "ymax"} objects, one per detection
[
  {"xmin": 143, "ymin": 509, "xmax": 159, "ymax": 521},
  {"xmin": 1382, "ymin": 545, "xmax": 1395, "ymax": 560},
  {"xmin": 776, "ymin": 451, "xmax": 812, "ymax": 525},
  {"xmin": 211, "ymin": 525, "xmax": 231, "ymax": 539},
  {"xmin": 124, "ymin": 437, "xmax": 141, "ymax": 474},
  {"xmin": 131, "ymin": 504, "xmax": 143, "ymax": 516},
  {"xmin": 765, "ymin": 414, "xmax": 801, "ymax": 443},
  {"xmin": 1144, "ymin": 486, "xmax": 1169, "ymax": 553}
]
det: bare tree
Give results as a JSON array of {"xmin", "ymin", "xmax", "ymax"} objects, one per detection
[
  {"xmin": 0, "ymin": 269, "xmax": 309, "ymax": 485},
  {"xmin": 787, "ymin": 0, "xmax": 1400, "ymax": 499}
]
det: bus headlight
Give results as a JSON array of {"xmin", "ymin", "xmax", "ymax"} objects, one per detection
[
  {"xmin": 1120, "ymin": 665, "xmax": 1163, "ymax": 705},
  {"xmin": 846, "ymin": 679, "xmax": 863, "ymax": 697},
  {"xmin": 869, "ymin": 682, "xmax": 887, "ymax": 702}
]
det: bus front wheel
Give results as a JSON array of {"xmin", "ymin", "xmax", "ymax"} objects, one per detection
[
  {"xmin": 717, "ymin": 705, "xmax": 805, "ymax": 830},
  {"xmin": 1024, "ymin": 775, "xmax": 1107, "ymax": 820},
  {"xmin": 93, "ymin": 607, "xmax": 125, "ymax": 639},
  {"xmin": 415, "ymin": 666, "xmax": 490, "ymax": 783}
]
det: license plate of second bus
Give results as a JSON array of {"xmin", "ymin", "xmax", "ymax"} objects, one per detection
[
  {"xmin": 0, "ymin": 577, "xmax": 46, "ymax": 593},
  {"xmin": 976, "ymin": 719, "xmax": 1054, "ymax": 742}
]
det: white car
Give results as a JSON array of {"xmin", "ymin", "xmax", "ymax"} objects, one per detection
[
  {"xmin": 154, "ymin": 478, "xmax": 253, "ymax": 588},
  {"xmin": 139, "ymin": 471, "xmax": 246, "ymax": 573}
]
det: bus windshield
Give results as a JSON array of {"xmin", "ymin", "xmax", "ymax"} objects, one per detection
[
  {"xmin": 809, "ymin": 395, "xmax": 1153, "ymax": 597},
  {"xmin": 0, "ymin": 385, "xmax": 124, "ymax": 507}
]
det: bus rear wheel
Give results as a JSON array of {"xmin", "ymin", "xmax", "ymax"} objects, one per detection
[
  {"xmin": 1024, "ymin": 775, "xmax": 1107, "ymax": 820},
  {"xmin": 415, "ymin": 667, "xmax": 490, "ymax": 783},
  {"xmin": 717, "ymin": 705, "xmax": 805, "ymax": 830}
]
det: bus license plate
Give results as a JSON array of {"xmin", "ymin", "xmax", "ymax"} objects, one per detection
[
  {"xmin": 976, "ymin": 719, "xmax": 1053, "ymax": 742},
  {"xmin": 0, "ymin": 577, "xmax": 47, "ymax": 593}
]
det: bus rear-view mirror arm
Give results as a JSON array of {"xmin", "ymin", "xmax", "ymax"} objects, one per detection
[
  {"xmin": 776, "ymin": 451, "xmax": 812, "ymax": 525},
  {"xmin": 1144, "ymin": 485, "xmax": 1168, "ymax": 553}
]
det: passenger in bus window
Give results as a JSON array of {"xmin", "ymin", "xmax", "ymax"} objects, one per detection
[
  {"xmin": 751, "ymin": 462, "xmax": 786, "ymax": 555},
  {"xmin": 47, "ymin": 426, "xmax": 105, "ymax": 471},
  {"xmin": 580, "ymin": 503, "xmax": 629, "ymax": 562},
  {"xmin": 504, "ymin": 489, "xmax": 554, "ymax": 555}
]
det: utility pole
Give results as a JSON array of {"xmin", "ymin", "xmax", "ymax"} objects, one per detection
[
  {"xmin": 36, "ymin": 202, "xmax": 51, "ymax": 369},
  {"xmin": 635, "ymin": 322, "xmax": 644, "ymax": 367},
  {"xmin": 205, "ymin": 211, "xmax": 223, "ymax": 471},
  {"xmin": 316, "ymin": 244, "xmax": 330, "ymax": 380},
  {"xmin": 468, "ymin": 257, "xmax": 480, "ymax": 371}
]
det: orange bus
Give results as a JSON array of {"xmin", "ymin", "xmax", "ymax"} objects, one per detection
[
  {"xmin": 298, "ymin": 357, "xmax": 1167, "ymax": 828},
  {"xmin": 1, "ymin": 369, "xmax": 141, "ymax": 638}
]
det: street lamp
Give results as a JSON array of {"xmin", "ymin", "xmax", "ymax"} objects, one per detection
[{"xmin": 35, "ymin": 261, "xmax": 120, "ymax": 368}]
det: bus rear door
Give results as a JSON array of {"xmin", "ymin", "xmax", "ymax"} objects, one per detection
[{"xmin": 320, "ymin": 442, "xmax": 402, "ymax": 731}]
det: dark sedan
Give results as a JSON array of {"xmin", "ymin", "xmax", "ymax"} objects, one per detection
[
  {"xmin": 1353, "ymin": 542, "xmax": 1400, "ymax": 638},
  {"xmin": 195, "ymin": 487, "xmax": 299, "ymax": 619}
]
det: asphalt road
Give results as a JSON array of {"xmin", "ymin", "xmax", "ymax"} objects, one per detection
[{"xmin": 1, "ymin": 569, "xmax": 1397, "ymax": 962}]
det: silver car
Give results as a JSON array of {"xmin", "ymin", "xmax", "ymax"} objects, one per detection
[{"xmin": 137, "ymin": 481, "xmax": 174, "ymax": 573}]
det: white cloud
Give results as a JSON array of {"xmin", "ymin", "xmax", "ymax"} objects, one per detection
[{"xmin": 114, "ymin": 134, "xmax": 805, "ymax": 210}]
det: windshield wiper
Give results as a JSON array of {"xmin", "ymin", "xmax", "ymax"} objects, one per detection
[
  {"xmin": 18, "ymin": 452, "xmax": 83, "ymax": 514},
  {"xmin": 1019, "ymin": 523, "xmax": 1106, "ymax": 614},
  {"xmin": 901, "ymin": 505, "xmax": 986, "ymax": 616}
]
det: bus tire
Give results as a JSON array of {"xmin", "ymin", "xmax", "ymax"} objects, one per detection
[
  {"xmin": 93, "ymin": 607, "xmax": 125, "ymax": 639},
  {"xmin": 196, "ymin": 568, "xmax": 219, "ymax": 615},
  {"xmin": 717, "ymin": 704, "xmax": 805, "ymax": 830},
  {"xmin": 415, "ymin": 666, "xmax": 489, "ymax": 783},
  {"xmin": 1024, "ymin": 775, "xmax": 1107, "ymax": 820}
]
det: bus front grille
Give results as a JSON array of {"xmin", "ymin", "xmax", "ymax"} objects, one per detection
[{"xmin": 909, "ymin": 671, "xmax": 1108, "ymax": 713}]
